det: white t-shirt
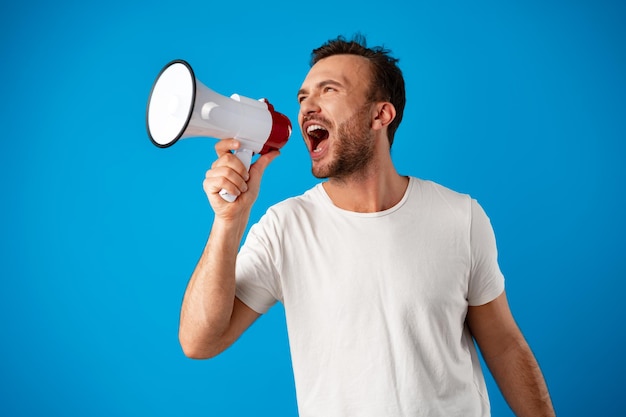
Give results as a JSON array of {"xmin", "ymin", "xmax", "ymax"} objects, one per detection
[{"xmin": 235, "ymin": 177, "xmax": 505, "ymax": 416}]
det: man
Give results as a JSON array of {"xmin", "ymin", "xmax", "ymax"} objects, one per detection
[{"xmin": 179, "ymin": 35, "xmax": 555, "ymax": 416}]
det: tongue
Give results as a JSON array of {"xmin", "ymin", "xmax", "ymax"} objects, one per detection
[
  {"xmin": 310, "ymin": 130, "xmax": 329, "ymax": 152},
  {"xmin": 313, "ymin": 139, "xmax": 328, "ymax": 153}
]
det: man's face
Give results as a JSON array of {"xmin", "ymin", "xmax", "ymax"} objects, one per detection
[{"xmin": 297, "ymin": 54, "xmax": 376, "ymax": 179}]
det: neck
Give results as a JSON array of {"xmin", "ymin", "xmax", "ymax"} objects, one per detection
[{"xmin": 323, "ymin": 152, "xmax": 409, "ymax": 213}]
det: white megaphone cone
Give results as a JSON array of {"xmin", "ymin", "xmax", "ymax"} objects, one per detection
[{"xmin": 146, "ymin": 60, "xmax": 292, "ymax": 202}]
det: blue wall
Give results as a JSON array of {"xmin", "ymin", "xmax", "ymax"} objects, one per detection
[{"xmin": 1, "ymin": 0, "xmax": 624, "ymax": 415}]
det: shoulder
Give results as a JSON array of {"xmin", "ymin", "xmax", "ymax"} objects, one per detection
[
  {"xmin": 267, "ymin": 184, "xmax": 324, "ymax": 215},
  {"xmin": 409, "ymin": 177, "xmax": 473, "ymax": 213},
  {"xmin": 253, "ymin": 184, "xmax": 325, "ymax": 231}
]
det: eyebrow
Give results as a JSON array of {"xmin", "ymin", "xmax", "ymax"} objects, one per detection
[{"xmin": 297, "ymin": 79, "xmax": 345, "ymax": 99}]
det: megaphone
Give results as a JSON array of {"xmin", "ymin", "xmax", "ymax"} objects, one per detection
[{"xmin": 146, "ymin": 59, "xmax": 292, "ymax": 202}]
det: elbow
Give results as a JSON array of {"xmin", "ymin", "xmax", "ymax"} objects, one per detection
[
  {"xmin": 180, "ymin": 344, "xmax": 212, "ymax": 360},
  {"xmin": 179, "ymin": 331, "xmax": 224, "ymax": 360}
]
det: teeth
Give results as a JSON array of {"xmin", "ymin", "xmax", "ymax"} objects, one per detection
[
  {"xmin": 306, "ymin": 124, "xmax": 328, "ymax": 153},
  {"xmin": 307, "ymin": 124, "xmax": 325, "ymax": 133}
]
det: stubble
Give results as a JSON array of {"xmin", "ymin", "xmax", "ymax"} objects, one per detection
[{"xmin": 312, "ymin": 104, "xmax": 376, "ymax": 180}]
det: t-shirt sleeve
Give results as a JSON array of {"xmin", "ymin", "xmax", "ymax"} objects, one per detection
[
  {"xmin": 467, "ymin": 199, "xmax": 506, "ymax": 306},
  {"xmin": 235, "ymin": 211, "xmax": 283, "ymax": 314}
]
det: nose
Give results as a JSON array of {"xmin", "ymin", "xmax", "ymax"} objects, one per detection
[{"xmin": 299, "ymin": 94, "xmax": 320, "ymax": 117}]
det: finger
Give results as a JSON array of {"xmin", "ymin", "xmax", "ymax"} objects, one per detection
[
  {"xmin": 204, "ymin": 175, "xmax": 246, "ymax": 202},
  {"xmin": 204, "ymin": 165, "xmax": 249, "ymax": 196},
  {"xmin": 211, "ymin": 152, "xmax": 250, "ymax": 181},
  {"xmin": 214, "ymin": 138, "xmax": 241, "ymax": 157}
]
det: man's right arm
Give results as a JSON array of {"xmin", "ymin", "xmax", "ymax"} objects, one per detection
[{"xmin": 178, "ymin": 139, "xmax": 279, "ymax": 359}]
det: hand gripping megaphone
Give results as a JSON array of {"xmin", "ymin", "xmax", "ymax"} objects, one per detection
[{"xmin": 146, "ymin": 60, "xmax": 292, "ymax": 202}]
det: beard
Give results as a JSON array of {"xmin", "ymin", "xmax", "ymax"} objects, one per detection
[{"xmin": 312, "ymin": 104, "xmax": 376, "ymax": 180}]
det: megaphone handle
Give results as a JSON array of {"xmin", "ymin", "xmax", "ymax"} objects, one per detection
[{"xmin": 219, "ymin": 148, "xmax": 254, "ymax": 203}]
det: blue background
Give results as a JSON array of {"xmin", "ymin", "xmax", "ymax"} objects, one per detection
[{"xmin": 1, "ymin": 0, "xmax": 624, "ymax": 415}]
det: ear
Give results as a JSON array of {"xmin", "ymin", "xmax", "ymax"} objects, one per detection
[{"xmin": 371, "ymin": 102, "xmax": 396, "ymax": 131}]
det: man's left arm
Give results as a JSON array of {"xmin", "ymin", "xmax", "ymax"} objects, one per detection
[{"xmin": 466, "ymin": 291, "xmax": 556, "ymax": 417}]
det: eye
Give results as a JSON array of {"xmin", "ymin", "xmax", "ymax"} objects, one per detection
[
  {"xmin": 298, "ymin": 95, "xmax": 307, "ymax": 104},
  {"xmin": 323, "ymin": 86, "xmax": 337, "ymax": 93}
]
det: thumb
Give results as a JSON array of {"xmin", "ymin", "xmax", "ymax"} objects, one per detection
[
  {"xmin": 250, "ymin": 150, "xmax": 280, "ymax": 177},
  {"xmin": 246, "ymin": 150, "xmax": 280, "ymax": 189}
]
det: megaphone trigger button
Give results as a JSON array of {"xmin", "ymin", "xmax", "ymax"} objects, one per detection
[{"xmin": 201, "ymin": 102, "xmax": 219, "ymax": 120}]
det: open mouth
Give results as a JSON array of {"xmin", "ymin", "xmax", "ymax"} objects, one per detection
[{"xmin": 306, "ymin": 124, "xmax": 329, "ymax": 152}]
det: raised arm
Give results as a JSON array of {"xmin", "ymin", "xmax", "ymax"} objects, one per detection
[
  {"xmin": 178, "ymin": 139, "xmax": 279, "ymax": 359},
  {"xmin": 466, "ymin": 291, "xmax": 555, "ymax": 417}
]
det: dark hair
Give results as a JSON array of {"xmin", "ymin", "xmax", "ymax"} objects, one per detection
[{"xmin": 310, "ymin": 34, "xmax": 406, "ymax": 148}]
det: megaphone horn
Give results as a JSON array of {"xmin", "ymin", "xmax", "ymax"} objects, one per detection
[{"xmin": 146, "ymin": 59, "xmax": 292, "ymax": 202}]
